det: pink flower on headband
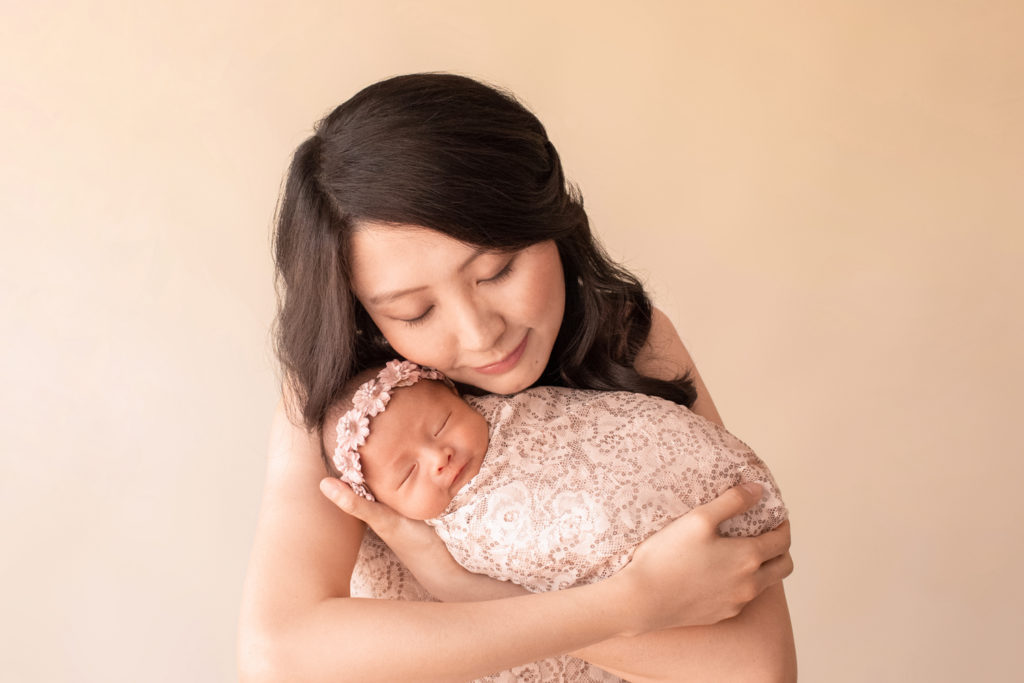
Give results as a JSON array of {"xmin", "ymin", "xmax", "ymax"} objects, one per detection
[
  {"xmin": 352, "ymin": 381, "xmax": 390, "ymax": 414},
  {"xmin": 377, "ymin": 361, "xmax": 411, "ymax": 387},
  {"xmin": 336, "ymin": 412, "xmax": 370, "ymax": 455},
  {"xmin": 332, "ymin": 360, "xmax": 452, "ymax": 501}
]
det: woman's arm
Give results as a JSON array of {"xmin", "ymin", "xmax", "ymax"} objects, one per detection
[
  {"xmin": 324, "ymin": 477, "xmax": 793, "ymax": 682},
  {"xmin": 238, "ymin": 396, "xmax": 783, "ymax": 683},
  {"xmin": 574, "ymin": 584, "xmax": 796, "ymax": 683}
]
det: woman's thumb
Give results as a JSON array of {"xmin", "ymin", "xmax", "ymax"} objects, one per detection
[
  {"xmin": 320, "ymin": 477, "xmax": 399, "ymax": 534},
  {"xmin": 697, "ymin": 482, "xmax": 764, "ymax": 526},
  {"xmin": 320, "ymin": 478, "xmax": 363, "ymax": 515}
]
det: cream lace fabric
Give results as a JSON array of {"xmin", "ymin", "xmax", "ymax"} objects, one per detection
[
  {"xmin": 427, "ymin": 387, "xmax": 787, "ymax": 593},
  {"xmin": 349, "ymin": 386, "xmax": 786, "ymax": 682}
]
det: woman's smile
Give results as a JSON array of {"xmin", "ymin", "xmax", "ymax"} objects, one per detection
[{"xmin": 471, "ymin": 332, "xmax": 529, "ymax": 375}]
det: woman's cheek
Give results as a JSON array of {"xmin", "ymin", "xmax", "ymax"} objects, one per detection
[
  {"xmin": 375, "ymin": 320, "xmax": 415, "ymax": 357},
  {"xmin": 388, "ymin": 326, "xmax": 451, "ymax": 371}
]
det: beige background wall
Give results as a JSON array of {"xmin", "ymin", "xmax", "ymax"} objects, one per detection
[{"xmin": 2, "ymin": 1, "xmax": 1021, "ymax": 681}]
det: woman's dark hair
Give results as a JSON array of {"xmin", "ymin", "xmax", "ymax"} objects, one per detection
[{"xmin": 273, "ymin": 73, "xmax": 696, "ymax": 429}]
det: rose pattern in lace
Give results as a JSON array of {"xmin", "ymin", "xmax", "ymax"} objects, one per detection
[{"xmin": 427, "ymin": 387, "xmax": 788, "ymax": 593}]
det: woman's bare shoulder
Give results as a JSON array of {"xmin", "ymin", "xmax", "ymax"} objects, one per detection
[{"xmin": 636, "ymin": 306, "xmax": 724, "ymax": 425}]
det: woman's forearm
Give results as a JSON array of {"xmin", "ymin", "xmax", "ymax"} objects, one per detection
[
  {"xmin": 409, "ymin": 572, "xmax": 796, "ymax": 683},
  {"xmin": 406, "ymin": 543, "xmax": 795, "ymax": 682},
  {"xmin": 241, "ymin": 476, "xmax": 788, "ymax": 683},
  {"xmin": 572, "ymin": 583, "xmax": 796, "ymax": 683},
  {"xmin": 243, "ymin": 582, "xmax": 638, "ymax": 683}
]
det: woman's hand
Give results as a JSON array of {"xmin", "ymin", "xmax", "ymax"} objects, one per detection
[
  {"xmin": 610, "ymin": 482, "xmax": 793, "ymax": 636},
  {"xmin": 320, "ymin": 478, "xmax": 526, "ymax": 601}
]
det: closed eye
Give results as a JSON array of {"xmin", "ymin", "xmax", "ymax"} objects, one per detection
[
  {"xmin": 399, "ymin": 463, "xmax": 416, "ymax": 488},
  {"xmin": 399, "ymin": 305, "xmax": 434, "ymax": 326},
  {"xmin": 434, "ymin": 411, "xmax": 451, "ymax": 437},
  {"xmin": 481, "ymin": 256, "xmax": 516, "ymax": 283}
]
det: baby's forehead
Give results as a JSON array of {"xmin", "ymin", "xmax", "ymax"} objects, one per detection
[
  {"xmin": 377, "ymin": 378, "xmax": 453, "ymax": 418},
  {"xmin": 406, "ymin": 377, "xmax": 455, "ymax": 398},
  {"xmin": 362, "ymin": 380, "xmax": 454, "ymax": 448}
]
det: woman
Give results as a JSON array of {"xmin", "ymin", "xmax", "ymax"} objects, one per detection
[{"xmin": 238, "ymin": 73, "xmax": 795, "ymax": 682}]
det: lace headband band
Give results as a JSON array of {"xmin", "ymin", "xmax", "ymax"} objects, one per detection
[{"xmin": 333, "ymin": 360, "xmax": 450, "ymax": 500}]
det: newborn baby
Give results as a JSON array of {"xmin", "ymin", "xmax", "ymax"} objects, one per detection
[{"xmin": 326, "ymin": 360, "xmax": 787, "ymax": 593}]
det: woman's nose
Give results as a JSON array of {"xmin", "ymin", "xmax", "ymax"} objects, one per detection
[{"xmin": 449, "ymin": 296, "xmax": 505, "ymax": 352}]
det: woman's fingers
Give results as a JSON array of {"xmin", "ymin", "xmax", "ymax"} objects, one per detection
[
  {"xmin": 691, "ymin": 482, "xmax": 764, "ymax": 528},
  {"xmin": 319, "ymin": 477, "xmax": 399, "ymax": 535},
  {"xmin": 754, "ymin": 519, "xmax": 791, "ymax": 561},
  {"xmin": 756, "ymin": 550, "xmax": 795, "ymax": 591},
  {"xmin": 614, "ymin": 484, "xmax": 795, "ymax": 633}
]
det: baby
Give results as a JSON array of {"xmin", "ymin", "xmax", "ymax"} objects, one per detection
[{"xmin": 324, "ymin": 360, "xmax": 787, "ymax": 593}]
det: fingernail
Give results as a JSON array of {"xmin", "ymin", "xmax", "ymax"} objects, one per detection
[
  {"xmin": 320, "ymin": 478, "xmax": 343, "ymax": 498},
  {"xmin": 740, "ymin": 482, "xmax": 763, "ymax": 497}
]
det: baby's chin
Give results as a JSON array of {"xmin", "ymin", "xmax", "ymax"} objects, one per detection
[
  {"xmin": 386, "ymin": 498, "xmax": 452, "ymax": 521},
  {"xmin": 410, "ymin": 504, "xmax": 451, "ymax": 521}
]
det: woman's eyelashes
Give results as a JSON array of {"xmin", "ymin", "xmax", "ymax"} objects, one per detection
[
  {"xmin": 481, "ymin": 256, "xmax": 516, "ymax": 284},
  {"xmin": 395, "ymin": 256, "xmax": 517, "ymax": 326},
  {"xmin": 399, "ymin": 305, "xmax": 434, "ymax": 326}
]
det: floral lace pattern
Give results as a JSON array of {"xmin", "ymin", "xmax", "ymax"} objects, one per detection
[{"xmin": 427, "ymin": 387, "xmax": 788, "ymax": 593}]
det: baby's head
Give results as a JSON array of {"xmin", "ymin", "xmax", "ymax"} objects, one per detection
[{"xmin": 324, "ymin": 360, "xmax": 489, "ymax": 520}]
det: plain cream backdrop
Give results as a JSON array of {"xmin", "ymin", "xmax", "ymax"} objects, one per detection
[{"xmin": 2, "ymin": 1, "xmax": 1021, "ymax": 681}]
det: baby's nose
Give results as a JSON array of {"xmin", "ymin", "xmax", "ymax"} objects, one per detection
[{"xmin": 429, "ymin": 447, "xmax": 453, "ymax": 473}]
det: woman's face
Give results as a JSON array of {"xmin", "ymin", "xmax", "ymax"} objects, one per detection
[{"xmin": 349, "ymin": 223, "xmax": 566, "ymax": 395}]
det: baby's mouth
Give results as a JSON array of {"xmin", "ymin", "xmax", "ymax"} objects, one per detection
[{"xmin": 448, "ymin": 462, "xmax": 467, "ymax": 489}]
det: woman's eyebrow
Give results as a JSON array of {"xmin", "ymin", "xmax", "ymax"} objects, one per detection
[
  {"xmin": 367, "ymin": 284, "xmax": 427, "ymax": 306},
  {"xmin": 365, "ymin": 248, "xmax": 488, "ymax": 305}
]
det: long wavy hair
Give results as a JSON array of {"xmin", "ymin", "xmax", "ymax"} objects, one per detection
[{"xmin": 273, "ymin": 73, "xmax": 696, "ymax": 429}]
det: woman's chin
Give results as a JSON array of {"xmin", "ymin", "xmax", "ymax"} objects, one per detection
[{"xmin": 456, "ymin": 362, "xmax": 546, "ymax": 396}]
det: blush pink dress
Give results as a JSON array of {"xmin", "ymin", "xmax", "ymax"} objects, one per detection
[{"xmin": 351, "ymin": 386, "xmax": 787, "ymax": 682}]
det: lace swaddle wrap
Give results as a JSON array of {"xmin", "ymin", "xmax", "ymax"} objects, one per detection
[{"xmin": 427, "ymin": 387, "xmax": 787, "ymax": 593}]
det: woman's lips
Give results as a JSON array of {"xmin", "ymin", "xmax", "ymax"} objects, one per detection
[{"xmin": 472, "ymin": 334, "xmax": 529, "ymax": 375}]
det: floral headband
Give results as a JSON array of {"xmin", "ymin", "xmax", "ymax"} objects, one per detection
[{"xmin": 333, "ymin": 360, "xmax": 451, "ymax": 501}]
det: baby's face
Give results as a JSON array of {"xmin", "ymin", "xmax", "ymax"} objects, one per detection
[{"xmin": 359, "ymin": 379, "xmax": 488, "ymax": 520}]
